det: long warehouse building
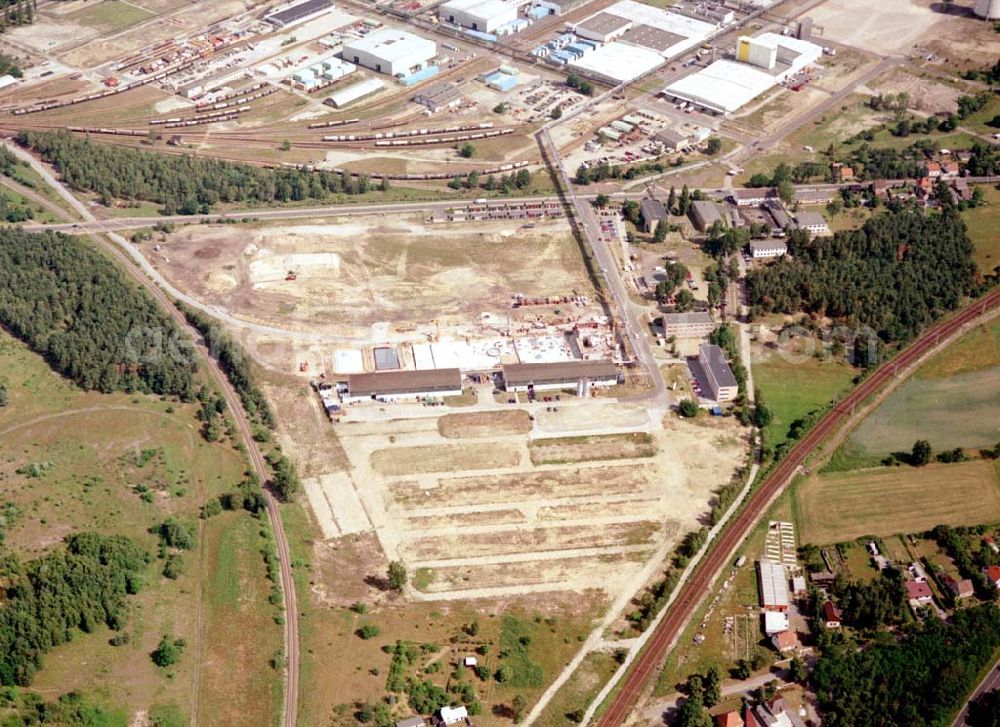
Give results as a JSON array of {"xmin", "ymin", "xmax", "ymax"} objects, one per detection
[
  {"xmin": 439, "ymin": 0, "xmax": 525, "ymax": 33},
  {"xmin": 343, "ymin": 368, "xmax": 463, "ymax": 402},
  {"xmin": 501, "ymin": 359, "xmax": 619, "ymax": 392},
  {"xmin": 265, "ymin": 0, "xmax": 333, "ymax": 27}
]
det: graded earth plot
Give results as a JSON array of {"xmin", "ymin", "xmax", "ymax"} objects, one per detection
[
  {"xmin": 306, "ymin": 400, "xmax": 750, "ymax": 601},
  {"xmin": 147, "ymin": 216, "xmax": 597, "ymax": 338}
]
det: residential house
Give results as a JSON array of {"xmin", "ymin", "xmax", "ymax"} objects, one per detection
[
  {"xmin": 716, "ymin": 711, "xmax": 745, "ymax": 727},
  {"xmin": 810, "ymin": 570, "xmax": 835, "ymax": 588},
  {"xmin": 906, "ymin": 580, "xmax": 934, "ymax": 607},
  {"xmin": 823, "ymin": 600, "xmax": 842, "ymax": 629},
  {"xmin": 945, "ymin": 575, "xmax": 975, "ymax": 599},
  {"xmin": 434, "ymin": 705, "xmax": 469, "ymax": 726},
  {"xmin": 986, "ymin": 565, "xmax": 1000, "ymax": 588},
  {"xmin": 985, "ymin": 536, "xmax": 999, "ymax": 554},
  {"xmin": 771, "ymin": 630, "xmax": 800, "ymax": 653},
  {"xmin": 746, "ymin": 698, "xmax": 807, "ymax": 727},
  {"xmin": 909, "ymin": 561, "xmax": 928, "ymax": 583},
  {"xmin": 941, "ymin": 160, "xmax": 960, "ymax": 177},
  {"xmin": 832, "ymin": 162, "xmax": 854, "ymax": 182},
  {"xmin": 926, "ymin": 160, "xmax": 942, "ymax": 178}
]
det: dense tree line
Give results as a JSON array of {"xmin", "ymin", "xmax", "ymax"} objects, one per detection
[
  {"xmin": 0, "ymin": 0, "xmax": 34, "ymax": 31},
  {"xmin": 0, "ymin": 51, "xmax": 21, "ymax": 77},
  {"xmin": 830, "ymin": 567, "xmax": 907, "ymax": 630},
  {"xmin": 17, "ymin": 131, "xmax": 385, "ymax": 214},
  {"xmin": 811, "ymin": 604, "xmax": 1000, "ymax": 726},
  {"xmin": 0, "ymin": 189, "xmax": 34, "ymax": 222},
  {"xmin": 180, "ymin": 304, "xmax": 274, "ymax": 428},
  {"xmin": 0, "ymin": 533, "xmax": 148, "ymax": 685},
  {"xmin": 747, "ymin": 207, "xmax": 978, "ymax": 352},
  {"xmin": 0, "ymin": 228, "xmax": 197, "ymax": 397}
]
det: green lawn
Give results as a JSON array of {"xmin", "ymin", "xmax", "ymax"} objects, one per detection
[
  {"xmin": 67, "ymin": 0, "xmax": 154, "ymax": 32},
  {"xmin": 753, "ymin": 354, "xmax": 856, "ymax": 449},
  {"xmin": 536, "ymin": 651, "xmax": 620, "ymax": 727},
  {"xmin": 963, "ymin": 184, "xmax": 1000, "ymax": 274}
]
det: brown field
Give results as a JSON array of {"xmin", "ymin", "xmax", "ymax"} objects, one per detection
[
  {"xmin": 796, "ymin": 460, "xmax": 1000, "ymax": 545},
  {"xmin": 438, "ymin": 409, "xmax": 533, "ymax": 438},
  {"xmin": 389, "ymin": 465, "xmax": 652, "ymax": 507},
  {"xmin": 370, "ymin": 442, "xmax": 523, "ymax": 476},
  {"xmin": 404, "ymin": 521, "xmax": 663, "ymax": 561},
  {"xmin": 528, "ymin": 432, "xmax": 657, "ymax": 465},
  {"xmin": 151, "ymin": 217, "xmax": 596, "ymax": 338}
]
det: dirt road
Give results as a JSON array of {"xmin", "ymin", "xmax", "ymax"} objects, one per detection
[{"xmin": 7, "ymin": 143, "xmax": 301, "ymax": 727}]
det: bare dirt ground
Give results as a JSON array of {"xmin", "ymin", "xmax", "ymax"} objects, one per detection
[
  {"xmin": 152, "ymin": 216, "xmax": 597, "ymax": 339},
  {"xmin": 292, "ymin": 396, "xmax": 752, "ymax": 602},
  {"xmin": 870, "ymin": 68, "xmax": 961, "ymax": 114},
  {"xmin": 810, "ymin": 0, "xmax": 942, "ymax": 56}
]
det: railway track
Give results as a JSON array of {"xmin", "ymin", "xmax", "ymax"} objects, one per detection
[{"xmin": 595, "ymin": 285, "xmax": 1000, "ymax": 727}]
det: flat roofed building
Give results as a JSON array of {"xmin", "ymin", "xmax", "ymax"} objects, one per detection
[
  {"xmin": 502, "ymin": 359, "xmax": 618, "ymax": 391},
  {"xmin": 794, "ymin": 210, "xmax": 831, "ymax": 236},
  {"xmin": 662, "ymin": 311, "xmax": 715, "ymax": 337},
  {"xmin": 758, "ymin": 558, "xmax": 790, "ymax": 611},
  {"xmin": 413, "ymin": 81, "xmax": 462, "ymax": 111},
  {"xmin": 343, "ymin": 28, "xmax": 436, "ymax": 76},
  {"xmin": 325, "ymin": 77, "xmax": 385, "ymax": 107},
  {"xmin": 749, "ymin": 239, "xmax": 787, "ymax": 259},
  {"xmin": 639, "ymin": 198, "xmax": 667, "ymax": 233},
  {"xmin": 620, "ymin": 24, "xmax": 686, "ymax": 54},
  {"xmin": 794, "ymin": 188, "xmax": 833, "ymax": 205},
  {"xmin": 567, "ymin": 41, "xmax": 664, "ymax": 83},
  {"xmin": 345, "ymin": 368, "xmax": 462, "ymax": 402},
  {"xmin": 699, "ymin": 343, "xmax": 738, "ymax": 401},
  {"xmin": 654, "ymin": 127, "xmax": 693, "ymax": 151},
  {"xmin": 689, "ymin": 199, "xmax": 723, "ymax": 231},
  {"xmin": 574, "ymin": 11, "xmax": 632, "ymax": 42},
  {"xmin": 439, "ymin": 0, "xmax": 522, "ymax": 33},
  {"xmin": 763, "ymin": 610, "xmax": 789, "ymax": 635},
  {"xmin": 729, "ymin": 187, "xmax": 777, "ymax": 206},
  {"xmin": 265, "ymin": 0, "xmax": 332, "ymax": 27}
]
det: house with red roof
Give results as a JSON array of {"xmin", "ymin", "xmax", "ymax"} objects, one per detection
[
  {"xmin": 823, "ymin": 600, "xmax": 842, "ymax": 629},
  {"xmin": 716, "ymin": 710, "xmax": 744, "ymax": 727},
  {"xmin": 771, "ymin": 630, "xmax": 800, "ymax": 653},
  {"xmin": 986, "ymin": 565, "xmax": 1000, "ymax": 588},
  {"xmin": 906, "ymin": 580, "xmax": 933, "ymax": 606},
  {"xmin": 926, "ymin": 160, "xmax": 942, "ymax": 178}
]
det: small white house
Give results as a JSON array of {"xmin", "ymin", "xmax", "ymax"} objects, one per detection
[
  {"xmin": 463, "ymin": 656, "xmax": 477, "ymax": 667},
  {"xmin": 749, "ymin": 239, "xmax": 787, "ymax": 259},
  {"xmin": 437, "ymin": 705, "xmax": 469, "ymax": 726}
]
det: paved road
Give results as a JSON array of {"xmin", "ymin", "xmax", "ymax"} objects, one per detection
[
  {"xmin": 594, "ymin": 286, "xmax": 1000, "ymax": 727},
  {"xmin": 7, "ymin": 142, "xmax": 302, "ymax": 727},
  {"xmin": 952, "ymin": 659, "xmax": 1000, "ymax": 726}
]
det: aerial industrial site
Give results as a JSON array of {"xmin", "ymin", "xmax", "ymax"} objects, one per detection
[{"xmin": 0, "ymin": 0, "xmax": 997, "ymax": 724}]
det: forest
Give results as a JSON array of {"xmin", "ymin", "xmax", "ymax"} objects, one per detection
[
  {"xmin": 746, "ymin": 206, "xmax": 978, "ymax": 356},
  {"xmin": 17, "ymin": 131, "xmax": 386, "ymax": 214},
  {"xmin": 811, "ymin": 604, "xmax": 1000, "ymax": 726},
  {"xmin": 0, "ymin": 228, "xmax": 196, "ymax": 397},
  {"xmin": 0, "ymin": 533, "xmax": 149, "ymax": 686}
]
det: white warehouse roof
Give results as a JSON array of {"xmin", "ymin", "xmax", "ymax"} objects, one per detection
[
  {"xmin": 597, "ymin": 0, "xmax": 714, "ymax": 57},
  {"xmin": 664, "ymin": 32, "xmax": 822, "ymax": 113},
  {"xmin": 326, "ymin": 77, "xmax": 385, "ymax": 107},
  {"xmin": 343, "ymin": 28, "xmax": 436, "ymax": 64},
  {"xmin": 758, "ymin": 558, "xmax": 790, "ymax": 609},
  {"xmin": 568, "ymin": 41, "xmax": 664, "ymax": 84}
]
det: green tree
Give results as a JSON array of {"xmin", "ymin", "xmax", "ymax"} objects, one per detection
[
  {"xmin": 549, "ymin": 105, "xmax": 562, "ymax": 120},
  {"xmin": 151, "ymin": 635, "xmax": 185, "ymax": 667},
  {"xmin": 703, "ymin": 666, "xmax": 721, "ymax": 707},
  {"xmin": 705, "ymin": 137, "xmax": 722, "ymax": 155},
  {"xmin": 789, "ymin": 656, "xmax": 807, "ymax": 683},
  {"xmin": 674, "ymin": 288, "xmax": 694, "ymax": 312},
  {"xmin": 358, "ymin": 623, "xmax": 381, "ymax": 640},
  {"xmin": 911, "ymin": 439, "xmax": 932, "ymax": 466},
  {"xmin": 388, "ymin": 560, "xmax": 407, "ymax": 591},
  {"xmin": 653, "ymin": 219, "xmax": 668, "ymax": 243},
  {"xmin": 678, "ymin": 399, "xmax": 699, "ymax": 418},
  {"xmin": 595, "ymin": 193, "xmax": 610, "ymax": 207},
  {"xmin": 458, "ymin": 142, "xmax": 475, "ymax": 158}
]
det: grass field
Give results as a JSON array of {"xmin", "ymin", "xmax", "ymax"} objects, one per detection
[
  {"xmin": 438, "ymin": 410, "xmax": 532, "ymax": 438},
  {"xmin": 963, "ymin": 184, "xmax": 1000, "ymax": 273},
  {"xmin": 917, "ymin": 319, "xmax": 1000, "ymax": 380},
  {"xmin": 752, "ymin": 354, "xmax": 855, "ymax": 449},
  {"xmin": 370, "ymin": 442, "xmax": 522, "ymax": 475},
  {"xmin": 0, "ymin": 329, "xmax": 281, "ymax": 722},
  {"xmin": 796, "ymin": 460, "xmax": 1000, "ymax": 545},
  {"xmin": 536, "ymin": 651, "xmax": 620, "ymax": 726},
  {"xmin": 66, "ymin": 0, "xmax": 154, "ymax": 31}
]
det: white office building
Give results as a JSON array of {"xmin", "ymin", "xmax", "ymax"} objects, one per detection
[{"xmin": 342, "ymin": 28, "xmax": 436, "ymax": 76}]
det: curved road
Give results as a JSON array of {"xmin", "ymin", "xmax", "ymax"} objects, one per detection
[
  {"xmin": 4, "ymin": 142, "xmax": 301, "ymax": 727},
  {"xmin": 595, "ymin": 286, "xmax": 1000, "ymax": 727}
]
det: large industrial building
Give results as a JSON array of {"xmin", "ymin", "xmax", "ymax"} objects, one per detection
[
  {"xmin": 693, "ymin": 343, "xmax": 738, "ymax": 402},
  {"xmin": 501, "ymin": 359, "xmax": 618, "ymax": 392},
  {"xmin": 342, "ymin": 28, "xmax": 436, "ymax": 76},
  {"xmin": 663, "ymin": 32, "xmax": 822, "ymax": 114},
  {"xmin": 439, "ymin": 0, "xmax": 525, "ymax": 33},
  {"xmin": 758, "ymin": 559, "xmax": 790, "ymax": 612},
  {"xmin": 324, "ymin": 78, "xmax": 385, "ymax": 107},
  {"xmin": 342, "ymin": 368, "xmax": 463, "ymax": 403},
  {"xmin": 264, "ymin": 0, "xmax": 333, "ymax": 27},
  {"xmin": 566, "ymin": 0, "xmax": 715, "ymax": 83}
]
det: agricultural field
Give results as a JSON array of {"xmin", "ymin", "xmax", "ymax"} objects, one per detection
[
  {"xmin": 64, "ymin": 0, "xmax": 154, "ymax": 32},
  {"xmin": 836, "ymin": 319, "xmax": 1000, "ymax": 464},
  {"xmin": 0, "ymin": 330, "xmax": 282, "ymax": 723},
  {"xmin": 147, "ymin": 216, "xmax": 597, "ymax": 340},
  {"xmin": 795, "ymin": 460, "xmax": 1000, "ymax": 545}
]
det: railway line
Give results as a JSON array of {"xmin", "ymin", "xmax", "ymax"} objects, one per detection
[{"xmin": 594, "ymin": 284, "xmax": 1000, "ymax": 727}]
